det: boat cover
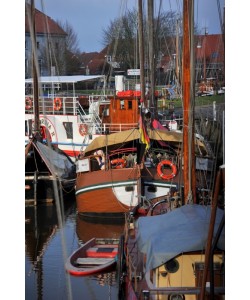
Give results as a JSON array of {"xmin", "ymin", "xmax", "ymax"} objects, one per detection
[
  {"xmin": 135, "ymin": 204, "xmax": 225, "ymax": 271},
  {"xmin": 34, "ymin": 141, "xmax": 75, "ymax": 178},
  {"xmin": 84, "ymin": 128, "xmax": 206, "ymax": 155}
]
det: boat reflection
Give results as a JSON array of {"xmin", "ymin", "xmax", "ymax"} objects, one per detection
[{"xmin": 76, "ymin": 214, "xmax": 124, "ymax": 243}]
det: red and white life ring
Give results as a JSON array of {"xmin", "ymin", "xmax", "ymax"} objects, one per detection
[
  {"xmin": 25, "ymin": 97, "xmax": 32, "ymax": 110},
  {"xmin": 54, "ymin": 97, "xmax": 62, "ymax": 111},
  {"xmin": 111, "ymin": 158, "xmax": 127, "ymax": 169},
  {"xmin": 157, "ymin": 160, "xmax": 177, "ymax": 180},
  {"xmin": 79, "ymin": 124, "xmax": 88, "ymax": 136}
]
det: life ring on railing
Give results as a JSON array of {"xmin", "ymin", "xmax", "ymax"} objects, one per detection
[
  {"xmin": 79, "ymin": 124, "xmax": 88, "ymax": 136},
  {"xmin": 25, "ymin": 97, "xmax": 32, "ymax": 110},
  {"xmin": 94, "ymin": 149, "xmax": 105, "ymax": 170},
  {"xmin": 111, "ymin": 158, "xmax": 127, "ymax": 169},
  {"xmin": 54, "ymin": 97, "xmax": 62, "ymax": 111},
  {"xmin": 157, "ymin": 160, "xmax": 177, "ymax": 180}
]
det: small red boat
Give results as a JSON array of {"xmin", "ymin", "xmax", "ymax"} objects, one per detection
[{"xmin": 65, "ymin": 238, "xmax": 119, "ymax": 276}]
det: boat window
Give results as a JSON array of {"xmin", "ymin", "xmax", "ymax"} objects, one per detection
[
  {"xmin": 63, "ymin": 122, "xmax": 73, "ymax": 139},
  {"xmin": 164, "ymin": 259, "xmax": 179, "ymax": 273},
  {"xmin": 120, "ymin": 100, "xmax": 125, "ymax": 109},
  {"xmin": 147, "ymin": 186, "xmax": 157, "ymax": 193},
  {"xmin": 25, "ymin": 119, "xmax": 33, "ymax": 136},
  {"xmin": 125, "ymin": 186, "xmax": 134, "ymax": 192},
  {"xmin": 128, "ymin": 100, "xmax": 132, "ymax": 109}
]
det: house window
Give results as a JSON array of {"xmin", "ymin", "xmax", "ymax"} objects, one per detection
[
  {"xmin": 128, "ymin": 100, "xmax": 132, "ymax": 109},
  {"xmin": 63, "ymin": 122, "xmax": 73, "ymax": 139},
  {"xmin": 211, "ymin": 52, "xmax": 218, "ymax": 59}
]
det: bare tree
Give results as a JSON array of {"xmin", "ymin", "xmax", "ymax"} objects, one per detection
[{"xmin": 57, "ymin": 20, "xmax": 82, "ymax": 75}]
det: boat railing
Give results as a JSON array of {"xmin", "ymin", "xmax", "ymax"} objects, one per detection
[{"xmin": 25, "ymin": 95, "xmax": 80, "ymax": 115}]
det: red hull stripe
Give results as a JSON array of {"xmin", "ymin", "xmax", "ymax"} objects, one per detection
[{"xmin": 63, "ymin": 150, "xmax": 79, "ymax": 157}]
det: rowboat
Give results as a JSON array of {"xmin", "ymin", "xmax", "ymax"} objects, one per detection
[{"xmin": 65, "ymin": 238, "xmax": 119, "ymax": 276}]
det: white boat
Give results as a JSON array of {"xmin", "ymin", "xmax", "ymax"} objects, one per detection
[{"xmin": 25, "ymin": 75, "xmax": 109, "ymax": 162}]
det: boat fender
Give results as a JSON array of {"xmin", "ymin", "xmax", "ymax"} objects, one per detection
[
  {"xmin": 111, "ymin": 158, "xmax": 127, "ymax": 169},
  {"xmin": 25, "ymin": 97, "xmax": 32, "ymax": 110},
  {"xmin": 157, "ymin": 160, "xmax": 177, "ymax": 180},
  {"xmin": 94, "ymin": 150, "xmax": 105, "ymax": 170},
  {"xmin": 54, "ymin": 97, "xmax": 62, "ymax": 111}
]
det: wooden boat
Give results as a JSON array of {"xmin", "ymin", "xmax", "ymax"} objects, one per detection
[
  {"xmin": 65, "ymin": 238, "xmax": 120, "ymax": 276},
  {"xmin": 75, "ymin": 127, "xmax": 211, "ymax": 218}
]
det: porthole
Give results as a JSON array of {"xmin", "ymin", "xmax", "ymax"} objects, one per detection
[
  {"xmin": 168, "ymin": 294, "xmax": 185, "ymax": 300},
  {"xmin": 125, "ymin": 186, "xmax": 134, "ymax": 192},
  {"xmin": 164, "ymin": 258, "xmax": 179, "ymax": 273}
]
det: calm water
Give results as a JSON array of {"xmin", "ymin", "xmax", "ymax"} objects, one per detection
[{"xmin": 25, "ymin": 198, "xmax": 124, "ymax": 300}]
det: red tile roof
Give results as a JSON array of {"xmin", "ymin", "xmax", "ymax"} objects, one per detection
[
  {"xmin": 25, "ymin": 4, "xmax": 66, "ymax": 36},
  {"xmin": 195, "ymin": 34, "xmax": 224, "ymax": 62}
]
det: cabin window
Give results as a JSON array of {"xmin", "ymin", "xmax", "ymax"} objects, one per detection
[
  {"xmin": 63, "ymin": 122, "xmax": 73, "ymax": 139},
  {"xmin": 25, "ymin": 119, "xmax": 33, "ymax": 136},
  {"xmin": 147, "ymin": 186, "xmax": 157, "ymax": 193},
  {"xmin": 120, "ymin": 100, "xmax": 125, "ymax": 109},
  {"xmin": 128, "ymin": 100, "xmax": 132, "ymax": 109},
  {"xmin": 103, "ymin": 108, "xmax": 109, "ymax": 116}
]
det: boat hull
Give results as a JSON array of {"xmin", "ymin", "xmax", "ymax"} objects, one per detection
[
  {"xmin": 75, "ymin": 165, "xmax": 181, "ymax": 217},
  {"xmin": 76, "ymin": 168, "xmax": 140, "ymax": 217}
]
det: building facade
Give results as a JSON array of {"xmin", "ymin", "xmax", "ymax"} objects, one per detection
[{"xmin": 25, "ymin": 3, "xmax": 67, "ymax": 78}]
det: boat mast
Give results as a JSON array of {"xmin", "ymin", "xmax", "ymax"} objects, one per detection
[
  {"xmin": 147, "ymin": 0, "xmax": 156, "ymax": 117},
  {"xmin": 182, "ymin": 0, "xmax": 196, "ymax": 204},
  {"xmin": 30, "ymin": 0, "xmax": 41, "ymax": 138},
  {"xmin": 138, "ymin": 0, "xmax": 146, "ymax": 106}
]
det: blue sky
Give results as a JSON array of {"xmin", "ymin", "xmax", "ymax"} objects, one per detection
[{"xmin": 35, "ymin": 0, "xmax": 225, "ymax": 52}]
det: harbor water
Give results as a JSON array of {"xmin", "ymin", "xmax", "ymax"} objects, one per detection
[{"xmin": 25, "ymin": 198, "xmax": 124, "ymax": 300}]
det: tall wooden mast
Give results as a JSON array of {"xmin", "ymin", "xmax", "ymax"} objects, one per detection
[
  {"xmin": 30, "ymin": 0, "xmax": 40, "ymax": 138},
  {"xmin": 147, "ymin": 0, "xmax": 156, "ymax": 117},
  {"xmin": 138, "ymin": 0, "xmax": 145, "ymax": 106},
  {"xmin": 182, "ymin": 0, "xmax": 196, "ymax": 204}
]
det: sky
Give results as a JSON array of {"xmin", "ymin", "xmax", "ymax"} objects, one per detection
[{"xmin": 35, "ymin": 0, "xmax": 225, "ymax": 53}]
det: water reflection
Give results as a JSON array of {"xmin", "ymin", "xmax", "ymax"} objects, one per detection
[
  {"xmin": 25, "ymin": 200, "xmax": 125, "ymax": 299},
  {"xmin": 76, "ymin": 214, "xmax": 124, "ymax": 243}
]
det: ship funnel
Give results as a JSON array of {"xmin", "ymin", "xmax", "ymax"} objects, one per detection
[{"xmin": 115, "ymin": 75, "xmax": 125, "ymax": 94}]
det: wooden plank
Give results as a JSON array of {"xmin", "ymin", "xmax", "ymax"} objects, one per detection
[{"xmin": 76, "ymin": 257, "xmax": 113, "ymax": 265}]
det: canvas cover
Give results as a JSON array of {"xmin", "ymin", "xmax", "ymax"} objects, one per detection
[
  {"xmin": 136, "ymin": 204, "xmax": 225, "ymax": 271},
  {"xmin": 84, "ymin": 128, "xmax": 206, "ymax": 155},
  {"xmin": 34, "ymin": 141, "xmax": 75, "ymax": 178}
]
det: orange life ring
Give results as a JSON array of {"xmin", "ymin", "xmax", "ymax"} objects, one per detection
[
  {"xmin": 79, "ymin": 124, "xmax": 88, "ymax": 136},
  {"xmin": 157, "ymin": 160, "xmax": 177, "ymax": 180},
  {"xmin": 25, "ymin": 97, "xmax": 32, "ymax": 110},
  {"xmin": 111, "ymin": 158, "xmax": 127, "ymax": 169},
  {"xmin": 54, "ymin": 97, "xmax": 62, "ymax": 111}
]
